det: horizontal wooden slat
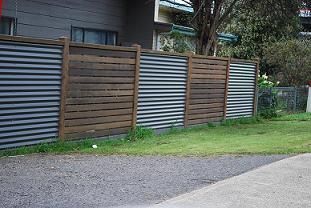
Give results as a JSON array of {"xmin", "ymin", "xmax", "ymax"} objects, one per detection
[
  {"xmin": 189, "ymin": 112, "xmax": 224, "ymax": 120},
  {"xmin": 190, "ymin": 93, "xmax": 225, "ymax": 99},
  {"xmin": 192, "ymin": 58, "xmax": 227, "ymax": 66},
  {"xmin": 69, "ymin": 69, "xmax": 135, "ymax": 77},
  {"xmin": 191, "ymin": 89, "xmax": 225, "ymax": 94},
  {"xmin": 190, "ymin": 84, "xmax": 225, "ymax": 89},
  {"xmin": 192, "ymin": 68, "xmax": 227, "ymax": 74},
  {"xmin": 189, "ymin": 103, "xmax": 224, "ymax": 110},
  {"xmin": 69, "ymin": 55, "xmax": 136, "ymax": 64},
  {"xmin": 69, "ymin": 42, "xmax": 136, "ymax": 52},
  {"xmin": 68, "ymin": 90, "xmax": 134, "ymax": 98},
  {"xmin": 189, "ymin": 107, "xmax": 224, "ymax": 115},
  {"xmin": 191, "ymin": 74, "xmax": 226, "ymax": 79},
  {"xmin": 69, "ymin": 62, "xmax": 135, "ymax": 70},
  {"xmin": 64, "ymin": 121, "xmax": 132, "ymax": 134},
  {"xmin": 70, "ymin": 47, "xmax": 136, "ymax": 58},
  {"xmin": 65, "ymin": 115, "xmax": 132, "ymax": 127},
  {"xmin": 65, "ymin": 108, "xmax": 133, "ymax": 119},
  {"xmin": 192, "ymin": 64, "xmax": 227, "ymax": 70},
  {"xmin": 190, "ymin": 98, "xmax": 225, "ymax": 104},
  {"xmin": 188, "ymin": 117, "xmax": 223, "ymax": 125},
  {"xmin": 68, "ymin": 84, "xmax": 134, "ymax": 91},
  {"xmin": 69, "ymin": 76, "xmax": 134, "ymax": 84},
  {"xmin": 191, "ymin": 79, "xmax": 226, "ymax": 84},
  {"xmin": 66, "ymin": 102, "xmax": 133, "ymax": 112},
  {"xmin": 66, "ymin": 96, "xmax": 134, "ymax": 105},
  {"xmin": 65, "ymin": 127, "xmax": 130, "ymax": 140}
]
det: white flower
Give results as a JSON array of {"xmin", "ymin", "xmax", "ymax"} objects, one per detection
[
  {"xmin": 92, "ymin": 145, "xmax": 98, "ymax": 149},
  {"xmin": 276, "ymin": 81, "xmax": 280, "ymax": 85},
  {"xmin": 262, "ymin": 73, "xmax": 268, "ymax": 80}
]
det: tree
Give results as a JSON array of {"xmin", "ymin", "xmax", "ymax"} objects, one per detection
[
  {"xmin": 180, "ymin": 0, "xmax": 309, "ymax": 55},
  {"xmin": 263, "ymin": 39, "xmax": 311, "ymax": 86},
  {"xmin": 218, "ymin": 1, "xmax": 301, "ymax": 60}
]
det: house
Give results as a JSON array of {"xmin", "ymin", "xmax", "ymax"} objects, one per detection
[
  {"xmin": 0, "ymin": 0, "xmax": 236, "ymax": 51},
  {"xmin": 300, "ymin": 8, "xmax": 311, "ymax": 37},
  {"xmin": 0, "ymin": 0, "xmax": 156, "ymax": 48}
]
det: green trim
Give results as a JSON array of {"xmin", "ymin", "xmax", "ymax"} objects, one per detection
[{"xmin": 169, "ymin": 25, "xmax": 238, "ymax": 43}]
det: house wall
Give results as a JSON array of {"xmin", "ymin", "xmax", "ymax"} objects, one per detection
[
  {"xmin": 158, "ymin": 8, "xmax": 172, "ymax": 23},
  {"xmin": 1, "ymin": 0, "xmax": 128, "ymax": 43},
  {"xmin": 124, "ymin": 0, "xmax": 155, "ymax": 49}
]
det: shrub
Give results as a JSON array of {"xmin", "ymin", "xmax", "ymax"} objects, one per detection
[{"xmin": 263, "ymin": 39, "xmax": 311, "ymax": 87}]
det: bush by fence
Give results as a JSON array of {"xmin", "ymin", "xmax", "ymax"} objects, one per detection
[{"xmin": 0, "ymin": 35, "xmax": 258, "ymax": 148}]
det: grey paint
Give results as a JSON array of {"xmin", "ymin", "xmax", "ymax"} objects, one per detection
[
  {"xmin": 226, "ymin": 62, "xmax": 257, "ymax": 119},
  {"xmin": 124, "ymin": 0, "xmax": 155, "ymax": 48},
  {"xmin": 2, "ymin": 0, "xmax": 156, "ymax": 48},
  {"xmin": 2, "ymin": 0, "xmax": 127, "ymax": 43},
  {"xmin": 0, "ymin": 40, "xmax": 62, "ymax": 149},
  {"xmin": 137, "ymin": 53, "xmax": 187, "ymax": 129}
]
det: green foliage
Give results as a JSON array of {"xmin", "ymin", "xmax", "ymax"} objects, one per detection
[
  {"xmin": 272, "ymin": 113, "xmax": 311, "ymax": 121},
  {"xmin": 222, "ymin": 116, "xmax": 262, "ymax": 126},
  {"xmin": 126, "ymin": 126, "xmax": 154, "ymax": 141},
  {"xmin": 170, "ymin": 12, "xmax": 192, "ymax": 28},
  {"xmin": 219, "ymin": 11, "xmax": 300, "ymax": 58},
  {"xmin": 1, "ymin": 113, "xmax": 311, "ymax": 157},
  {"xmin": 259, "ymin": 107, "xmax": 278, "ymax": 119},
  {"xmin": 160, "ymin": 31, "xmax": 195, "ymax": 53},
  {"xmin": 218, "ymin": 1, "xmax": 301, "ymax": 75},
  {"xmin": 263, "ymin": 39, "xmax": 311, "ymax": 86},
  {"xmin": 0, "ymin": 139, "xmax": 94, "ymax": 157}
]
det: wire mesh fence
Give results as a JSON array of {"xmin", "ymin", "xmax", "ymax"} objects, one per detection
[{"xmin": 258, "ymin": 87, "xmax": 309, "ymax": 114}]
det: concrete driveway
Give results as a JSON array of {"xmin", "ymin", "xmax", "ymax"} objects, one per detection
[
  {"xmin": 153, "ymin": 154, "xmax": 311, "ymax": 208},
  {"xmin": 0, "ymin": 154, "xmax": 287, "ymax": 208}
]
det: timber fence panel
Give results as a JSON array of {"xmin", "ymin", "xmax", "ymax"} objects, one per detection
[
  {"xmin": 226, "ymin": 60, "xmax": 258, "ymax": 119},
  {"xmin": 137, "ymin": 53, "xmax": 188, "ymax": 129},
  {"xmin": 64, "ymin": 44, "xmax": 137, "ymax": 139},
  {"xmin": 0, "ymin": 38, "xmax": 63, "ymax": 149},
  {"xmin": 188, "ymin": 56, "xmax": 228, "ymax": 125}
]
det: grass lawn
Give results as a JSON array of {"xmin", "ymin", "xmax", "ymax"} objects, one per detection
[{"xmin": 1, "ymin": 113, "xmax": 311, "ymax": 157}]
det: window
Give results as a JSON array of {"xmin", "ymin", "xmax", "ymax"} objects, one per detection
[
  {"xmin": 71, "ymin": 27, "xmax": 117, "ymax": 45},
  {"xmin": 0, "ymin": 17, "xmax": 15, "ymax": 35}
]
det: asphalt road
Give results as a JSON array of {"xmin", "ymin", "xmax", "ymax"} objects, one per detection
[{"xmin": 0, "ymin": 154, "xmax": 288, "ymax": 208}]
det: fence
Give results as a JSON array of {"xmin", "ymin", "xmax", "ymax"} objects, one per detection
[
  {"xmin": 0, "ymin": 35, "xmax": 259, "ymax": 148},
  {"xmin": 258, "ymin": 87, "xmax": 309, "ymax": 113}
]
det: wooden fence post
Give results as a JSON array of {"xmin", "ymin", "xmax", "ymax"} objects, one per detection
[
  {"xmin": 253, "ymin": 59, "xmax": 260, "ymax": 116},
  {"xmin": 184, "ymin": 53, "xmax": 193, "ymax": 128},
  {"xmin": 132, "ymin": 45, "xmax": 141, "ymax": 129},
  {"xmin": 223, "ymin": 57, "xmax": 231, "ymax": 120},
  {"xmin": 58, "ymin": 37, "xmax": 70, "ymax": 140}
]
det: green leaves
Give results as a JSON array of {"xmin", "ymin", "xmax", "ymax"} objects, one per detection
[{"xmin": 263, "ymin": 39, "xmax": 311, "ymax": 86}]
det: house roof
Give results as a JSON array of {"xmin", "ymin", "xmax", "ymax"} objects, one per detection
[{"xmin": 159, "ymin": 0, "xmax": 193, "ymax": 13}]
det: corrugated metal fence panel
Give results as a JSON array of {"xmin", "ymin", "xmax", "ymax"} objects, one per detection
[
  {"xmin": 0, "ymin": 41, "xmax": 62, "ymax": 149},
  {"xmin": 226, "ymin": 62, "xmax": 257, "ymax": 119},
  {"xmin": 137, "ymin": 53, "xmax": 187, "ymax": 129}
]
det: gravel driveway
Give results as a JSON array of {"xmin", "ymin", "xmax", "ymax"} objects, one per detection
[{"xmin": 0, "ymin": 154, "xmax": 288, "ymax": 208}]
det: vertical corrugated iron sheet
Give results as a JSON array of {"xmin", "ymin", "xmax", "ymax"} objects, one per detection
[
  {"xmin": 137, "ymin": 53, "xmax": 187, "ymax": 129},
  {"xmin": 0, "ymin": 41, "xmax": 62, "ymax": 149},
  {"xmin": 226, "ymin": 62, "xmax": 257, "ymax": 119}
]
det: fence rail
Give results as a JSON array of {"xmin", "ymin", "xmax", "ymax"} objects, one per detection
[{"xmin": 0, "ymin": 35, "xmax": 259, "ymax": 149}]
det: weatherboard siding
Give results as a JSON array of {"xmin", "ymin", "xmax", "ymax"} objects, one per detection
[{"xmin": 2, "ymin": 0, "xmax": 127, "ymax": 42}]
